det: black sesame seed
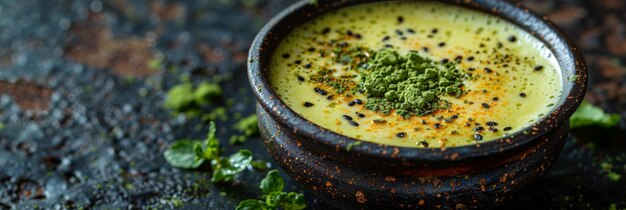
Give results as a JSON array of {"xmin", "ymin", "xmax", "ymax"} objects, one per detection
[
  {"xmin": 354, "ymin": 99, "xmax": 363, "ymax": 105},
  {"xmin": 467, "ymin": 56, "xmax": 475, "ymax": 61},
  {"xmin": 503, "ymin": 127, "xmax": 512, "ymax": 131},
  {"xmin": 294, "ymin": 60, "xmax": 302, "ymax": 64},
  {"xmin": 342, "ymin": 115, "xmax": 353, "ymax": 121},
  {"xmin": 407, "ymin": 28, "xmax": 415, "ymax": 34},
  {"xmin": 484, "ymin": 67, "xmax": 493, "ymax": 73},
  {"xmin": 534, "ymin": 65, "xmax": 544, "ymax": 71},
  {"xmin": 355, "ymin": 34, "xmax": 362, "ymax": 39},
  {"xmin": 434, "ymin": 123, "xmax": 442, "ymax": 129},
  {"xmin": 356, "ymin": 112, "xmax": 365, "ymax": 118},
  {"xmin": 423, "ymin": 47, "xmax": 429, "ymax": 52},
  {"xmin": 468, "ymin": 67, "xmax": 476, "ymax": 71},
  {"xmin": 297, "ymin": 76, "xmax": 305, "ymax": 81},
  {"xmin": 349, "ymin": 121, "xmax": 359, "ymax": 126},
  {"xmin": 307, "ymin": 47, "xmax": 315, "ymax": 52},
  {"xmin": 473, "ymin": 126, "xmax": 485, "ymax": 132},
  {"xmin": 508, "ymin": 35, "xmax": 517, "ymax": 42},
  {"xmin": 348, "ymin": 101, "xmax": 356, "ymax": 106},
  {"xmin": 482, "ymin": 103, "xmax": 490, "ymax": 109},
  {"xmin": 455, "ymin": 56, "xmax": 463, "ymax": 62},
  {"xmin": 431, "ymin": 28, "xmax": 438, "ymax": 34},
  {"xmin": 396, "ymin": 30, "xmax": 403, "ymax": 36},
  {"xmin": 304, "ymin": 63, "xmax": 312, "ymax": 69},
  {"xmin": 397, "ymin": 16, "xmax": 404, "ymax": 23},
  {"xmin": 418, "ymin": 141, "xmax": 429, "ymax": 147},
  {"xmin": 326, "ymin": 95, "xmax": 334, "ymax": 100},
  {"xmin": 490, "ymin": 127, "xmax": 499, "ymax": 132},
  {"xmin": 438, "ymin": 42, "xmax": 446, "ymax": 47},
  {"xmin": 474, "ymin": 133, "xmax": 483, "ymax": 141},
  {"xmin": 441, "ymin": 58, "xmax": 449, "ymax": 64},
  {"xmin": 314, "ymin": 87, "xmax": 328, "ymax": 95},
  {"xmin": 385, "ymin": 44, "xmax": 393, "ymax": 48},
  {"xmin": 382, "ymin": 36, "xmax": 391, "ymax": 42},
  {"xmin": 322, "ymin": 27, "xmax": 330, "ymax": 34},
  {"xmin": 492, "ymin": 97, "xmax": 499, "ymax": 101},
  {"xmin": 519, "ymin": 93, "xmax": 527, "ymax": 97},
  {"xmin": 347, "ymin": 30, "xmax": 353, "ymax": 36},
  {"xmin": 421, "ymin": 119, "xmax": 427, "ymax": 124},
  {"xmin": 396, "ymin": 132, "xmax": 407, "ymax": 138},
  {"xmin": 282, "ymin": 53, "xmax": 290, "ymax": 59},
  {"xmin": 303, "ymin": 102, "xmax": 314, "ymax": 107},
  {"xmin": 486, "ymin": 121, "xmax": 498, "ymax": 126}
]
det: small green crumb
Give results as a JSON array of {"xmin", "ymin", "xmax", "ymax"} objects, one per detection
[
  {"xmin": 346, "ymin": 141, "xmax": 362, "ymax": 151},
  {"xmin": 202, "ymin": 107, "xmax": 228, "ymax": 122},
  {"xmin": 609, "ymin": 204, "xmax": 617, "ymax": 210},
  {"xmin": 608, "ymin": 172, "xmax": 621, "ymax": 182},
  {"xmin": 147, "ymin": 57, "xmax": 163, "ymax": 70},
  {"xmin": 229, "ymin": 135, "xmax": 246, "ymax": 145}
]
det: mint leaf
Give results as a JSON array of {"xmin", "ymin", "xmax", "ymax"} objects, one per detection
[
  {"xmin": 234, "ymin": 115, "xmax": 259, "ymax": 137},
  {"xmin": 193, "ymin": 82, "xmax": 222, "ymax": 106},
  {"xmin": 570, "ymin": 101, "xmax": 621, "ymax": 129},
  {"xmin": 211, "ymin": 150, "xmax": 253, "ymax": 183},
  {"xmin": 282, "ymin": 192, "xmax": 307, "ymax": 210},
  {"xmin": 236, "ymin": 199, "xmax": 268, "ymax": 210},
  {"xmin": 164, "ymin": 139, "xmax": 204, "ymax": 169},
  {"xmin": 260, "ymin": 169, "xmax": 284, "ymax": 195}
]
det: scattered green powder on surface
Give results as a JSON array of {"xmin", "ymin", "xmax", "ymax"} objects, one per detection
[{"xmin": 360, "ymin": 49, "xmax": 465, "ymax": 117}]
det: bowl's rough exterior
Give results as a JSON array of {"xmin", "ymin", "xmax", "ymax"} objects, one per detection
[{"xmin": 248, "ymin": 0, "xmax": 587, "ymax": 209}]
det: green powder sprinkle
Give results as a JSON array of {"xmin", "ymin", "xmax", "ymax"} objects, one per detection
[{"xmin": 360, "ymin": 49, "xmax": 465, "ymax": 117}]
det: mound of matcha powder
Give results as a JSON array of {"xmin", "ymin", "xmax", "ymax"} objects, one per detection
[{"xmin": 360, "ymin": 49, "xmax": 465, "ymax": 117}]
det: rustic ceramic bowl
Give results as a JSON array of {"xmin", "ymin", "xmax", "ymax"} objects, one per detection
[{"xmin": 248, "ymin": 0, "xmax": 587, "ymax": 209}]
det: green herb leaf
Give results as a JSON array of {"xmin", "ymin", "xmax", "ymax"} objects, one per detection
[
  {"xmin": 235, "ymin": 199, "xmax": 268, "ymax": 210},
  {"xmin": 164, "ymin": 139, "xmax": 204, "ymax": 169},
  {"xmin": 570, "ymin": 101, "xmax": 621, "ymax": 129},
  {"xmin": 260, "ymin": 169, "xmax": 284, "ymax": 195},
  {"xmin": 211, "ymin": 150, "xmax": 253, "ymax": 183},
  {"xmin": 251, "ymin": 160, "xmax": 268, "ymax": 171},
  {"xmin": 164, "ymin": 83, "xmax": 196, "ymax": 112},
  {"xmin": 282, "ymin": 192, "xmax": 307, "ymax": 210},
  {"xmin": 194, "ymin": 82, "xmax": 222, "ymax": 106},
  {"xmin": 234, "ymin": 115, "xmax": 259, "ymax": 137}
]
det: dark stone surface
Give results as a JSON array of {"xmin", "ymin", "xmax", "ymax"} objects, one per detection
[{"xmin": 0, "ymin": 0, "xmax": 623, "ymax": 209}]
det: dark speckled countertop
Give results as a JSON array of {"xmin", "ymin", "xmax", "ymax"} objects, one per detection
[{"xmin": 0, "ymin": 0, "xmax": 624, "ymax": 209}]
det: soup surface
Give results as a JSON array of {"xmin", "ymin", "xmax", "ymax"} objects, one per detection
[{"xmin": 269, "ymin": 1, "xmax": 562, "ymax": 148}]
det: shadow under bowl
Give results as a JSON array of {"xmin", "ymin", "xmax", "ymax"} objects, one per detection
[{"xmin": 248, "ymin": 0, "xmax": 588, "ymax": 209}]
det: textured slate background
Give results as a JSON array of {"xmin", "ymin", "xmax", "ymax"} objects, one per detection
[{"xmin": 0, "ymin": 0, "xmax": 624, "ymax": 209}]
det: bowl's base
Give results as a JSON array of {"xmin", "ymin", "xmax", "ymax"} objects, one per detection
[{"xmin": 257, "ymin": 105, "xmax": 568, "ymax": 209}]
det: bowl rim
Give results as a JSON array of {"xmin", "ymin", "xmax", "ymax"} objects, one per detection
[{"xmin": 248, "ymin": 0, "xmax": 587, "ymax": 163}]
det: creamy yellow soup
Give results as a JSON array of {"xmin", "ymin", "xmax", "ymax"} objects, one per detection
[{"xmin": 269, "ymin": 1, "xmax": 562, "ymax": 148}]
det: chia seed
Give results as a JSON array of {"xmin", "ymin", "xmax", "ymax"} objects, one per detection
[
  {"xmin": 482, "ymin": 103, "xmax": 490, "ymax": 109},
  {"xmin": 396, "ymin": 132, "xmax": 407, "ymax": 138},
  {"xmin": 342, "ymin": 115, "xmax": 353, "ymax": 121},
  {"xmin": 303, "ymin": 102, "xmax": 314, "ymax": 107}
]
